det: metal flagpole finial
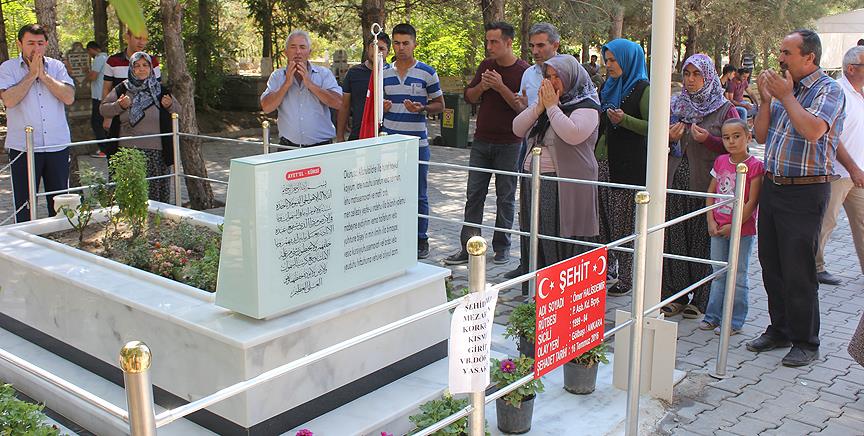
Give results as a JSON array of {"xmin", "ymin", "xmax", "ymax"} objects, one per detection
[{"xmin": 371, "ymin": 23, "xmax": 383, "ymax": 37}]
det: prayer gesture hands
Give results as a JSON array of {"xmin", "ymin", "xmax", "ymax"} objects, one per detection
[
  {"xmin": 607, "ymin": 108, "xmax": 625, "ymax": 125},
  {"xmin": 481, "ymin": 69, "xmax": 504, "ymax": 92},
  {"xmin": 161, "ymin": 94, "xmax": 173, "ymax": 108},
  {"xmin": 539, "ymin": 79, "xmax": 560, "ymax": 110},
  {"xmin": 690, "ymin": 124, "xmax": 709, "ymax": 143},
  {"xmin": 118, "ymin": 94, "xmax": 131, "ymax": 109},
  {"xmin": 514, "ymin": 89, "xmax": 528, "ymax": 109},
  {"xmin": 27, "ymin": 54, "xmax": 45, "ymax": 80},
  {"xmin": 758, "ymin": 69, "xmax": 794, "ymax": 101},
  {"xmin": 669, "ymin": 122, "xmax": 686, "ymax": 141},
  {"xmin": 403, "ymin": 99, "xmax": 425, "ymax": 113}
]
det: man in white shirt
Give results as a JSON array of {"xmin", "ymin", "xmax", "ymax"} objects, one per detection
[
  {"xmin": 85, "ymin": 41, "xmax": 109, "ymax": 157},
  {"xmin": 816, "ymin": 45, "xmax": 864, "ymax": 285},
  {"xmin": 505, "ymin": 22, "xmax": 559, "ymax": 280}
]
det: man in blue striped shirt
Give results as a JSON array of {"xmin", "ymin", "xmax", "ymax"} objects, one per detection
[
  {"xmin": 748, "ymin": 29, "xmax": 846, "ymax": 367},
  {"xmin": 382, "ymin": 23, "xmax": 445, "ymax": 259}
]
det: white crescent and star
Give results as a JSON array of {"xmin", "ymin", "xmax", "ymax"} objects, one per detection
[
  {"xmin": 593, "ymin": 255, "xmax": 607, "ymax": 276},
  {"xmin": 538, "ymin": 277, "xmax": 554, "ymax": 299}
]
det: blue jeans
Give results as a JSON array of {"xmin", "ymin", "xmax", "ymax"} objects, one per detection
[
  {"xmin": 704, "ymin": 235, "xmax": 755, "ymax": 330},
  {"xmin": 734, "ymin": 106, "xmax": 747, "ymax": 121},
  {"xmin": 418, "ymin": 145, "xmax": 430, "ymax": 240}
]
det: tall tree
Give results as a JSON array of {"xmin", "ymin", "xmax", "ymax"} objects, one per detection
[
  {"xmin": 34, "ymin": 0, "xmax": 60, "ymax": 58},
  {"xmin": 360, "ymin": 0, "xmax": 386, "ymax": 62},
  {"xmin": 479, "ymin": 0, "xmax": 504, "ymax": 25},
  {"xmin": 196, "ymin": 0, "xmax": 213, "ymax": 108},
  {"xmin": 609, "ymin": 2, "xmax": 624, "ymax": 40},
  {"xmin": 160, "ymin": 0, "xmax": 215, "ymax": 210},
  {"xmin": 0, "ymin": 1, "xmax": 8, "ymax": 63},
  {"xmin": 519, "ymin": 0, "xmax": 531, "ymax": 61},
  {"xmin": 92, "ymin": 0, "xmax": 108, "ymax": 49}
]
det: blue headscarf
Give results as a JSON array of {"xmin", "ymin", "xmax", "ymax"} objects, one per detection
[{"xmin": 599, "ymin": 39, "xmax": 648, "ymax": 111}]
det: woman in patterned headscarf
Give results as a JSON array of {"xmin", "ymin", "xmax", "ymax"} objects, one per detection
[
  {"xmin": 662, "ymin": 54, "xmax": 740, "ymax": 319},
  {"xmin": 101, "ymin": 51, "xmax": 175, "ymax": 203},
  {"xmin": 596, "ymin": 38, "xmax": 650, "ymax": 297},
  {"xmin": 512, "ymin": 54, "xmax": 601, "ymax": 268}
]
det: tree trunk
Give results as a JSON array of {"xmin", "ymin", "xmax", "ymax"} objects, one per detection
[
  {"xmin": 34, "ymin": 0, "xmax": 61, "ymax": 59},
  {"xmin": 261, "ymin": 1, "xmax": 273, "ymax": 59},
  {"xmin": 196, "ymin": 0, "xmax": 212, "ymax": 108},
  {"xmin": 479, "ymin": 0, "xmax": 504, "ymax": 25},
  {"xmin": 404, "ymin": 0, "xmax": 411, "ymax": 23},
  {"xmin": 360, "ymin": 0, "xmax": 386, "ymax": 63},
  {"xmin": 581, "ymin": 40, "xmax": 589, "ymax": 63},
  {"xmin": 519, "ymin": 0, "xmax": 531, "ymax": 61},
  {"xmin": 682, "ymin": 0, "xmax": 702, "ymax": 62},
  {"xmin": 728, "ymin": 24, "xmax": 744, "ymax": 68},
  {"xmin": 118, "ymin": 13, "xmax": 126, "ymax": 47},
  {"xmin": 92, "ymin": 0, "xmax": 108, "ymax": 49},
  {"xmin": 160, "ymin": 0, "xmax": 215, "ymax": 210},
  {"xmin": 713, "ymin": 42, "xmax": 722, "ymax": 74},
  {"xmin": 0, "ymin": 1, "xmax": 8, "ymax": 63},
  {"xmin": 609, "ymin": 3, "xmax": 624, "ymax": 41}
]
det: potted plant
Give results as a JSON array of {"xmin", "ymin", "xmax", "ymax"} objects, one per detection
[
  {"xmin": 491, "ymin": 356, "xmax": 544, "ymax": 434},
  {"xmin": 563, "ymin": 343, "xmax": 609, "ymax": 394},
  {"xmin": 504, "ymin": 303, "xmax": 535, "ymax": 357}
]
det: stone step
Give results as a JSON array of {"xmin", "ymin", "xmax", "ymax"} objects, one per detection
[{"xmin": 0, "ymin": 327, "xmax": 215, "ymax": 436}]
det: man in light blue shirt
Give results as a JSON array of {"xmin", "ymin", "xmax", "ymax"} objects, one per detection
[
  {"xmin": 0, "ymin": 24, "xmax": 75, "ymax": 223},
  {"xmin": 261, "ymin": 30, "xmax": 342, "ymax": 147},
  {"xmin": 85, "ymin": 40, "xmax": 109, "ymax": 157}
]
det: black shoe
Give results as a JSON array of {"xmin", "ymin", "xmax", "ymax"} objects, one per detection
[
  {"xmin": 746, "ymin": 334, "xmax": 792, "ymax": 352},
  {"xmin": 504, "ymin": 266, "xmax": 524, "ymax": 279},
  {"xmin": 417, "ymin": 239, "xmax": 429, "ymax": 259},
  {"xmin": 607, "ymin": 283, "xmax": 631, "ymax": 296},
  {"xmin": 443, "ymin": 251, "xmax": 469, "ymax": 265},
  {"xmin": 782, "ymin": 347, "xmax": 819, "ymax": 367},
  {"xmin": 817, "ymin": 271, "xmax": 842, "ymax": 285},
  {"xmin": 493, "ymin": 251, "xmax": 510, "ymax": 264}
]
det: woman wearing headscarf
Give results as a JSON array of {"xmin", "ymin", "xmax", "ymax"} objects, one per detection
[
  {"xmin": 512, "ymin": 54, "xmax": 600, "ymax": 268},
  {"xmin": 596, "ymin": 38, "xmax": 650, "ymax": 297},
  {"xmin": 662, "ymin": 54, "xmax": 739, "ymax": 318},
  {"xmin": 101, "ymin": 52, "xmax": 175, "ymax": 203}
]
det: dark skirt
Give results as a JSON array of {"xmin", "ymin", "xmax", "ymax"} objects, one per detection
[
  {"xmin": 136, "ymin": 147, "xmax": 171, "ymax": 204},
  {"xmin": 597, "ymin": 158, "xmax": 636, "ymax": 292},
  {"xmin": 519, "ymin": 173, "xmax": 594, "ymax": 271},
  {"xmin": 661, "ymin": 156, "xmax": 712, "ymax": 311}
]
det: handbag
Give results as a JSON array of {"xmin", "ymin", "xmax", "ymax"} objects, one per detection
[{"xmin": 849, "ymin": 313, "xmax": 864, "ymax": 366}]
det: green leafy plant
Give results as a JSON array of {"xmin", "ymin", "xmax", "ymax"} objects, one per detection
[
  {"xmin": 183, "ymin": 242, "xmax": 220, "ymax": 291},
  {"xmin": 80, "ymin": 164, "xmax": 117, "ymax": 243},
  {"xmin": 570, "ymin": 343, "xmax": 609, "ymax": 368},
  {"xmin": 490, "ymin": 356, "xmax": 544, "ymax": 408},
  {"xmin": 58, "ymin": 198, "xmax": 95, "ymax": 245},
  {"xmin": 408, "ymin": 392, "xmax": 489, "ymax": 435},
  {"xmin": 112, "ymin": 237, "xmax": 151, "ymax": 270},
  {"xmin": 149, "ymin": 243, "xmax": 192, "ymax": 279},
  {"xmin": 0, "ymin": 384, "xmax": 59, "ymax": 436},
  {"xmin": 160, "ymin": 218, "xmax": 209, "ymax": 252},
  {"xmin": 503, "ymin": 302, "xmax": 536, "ymax": 342},
  {"xmin": 109, "ymin": 148, "xmax": 149, "ymax": 238}
]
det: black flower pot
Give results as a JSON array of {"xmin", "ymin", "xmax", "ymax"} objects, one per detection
[
  {"xmin": 496, "ymin": 395, "xmax": 535, "ymax": 434},
  {"xmin": 517, "ymin": 335, "xmax": 535, "ymax": 358},
  {"xmin": 563, "ymin": 361, "xmax": 599, "ymax": 394}
]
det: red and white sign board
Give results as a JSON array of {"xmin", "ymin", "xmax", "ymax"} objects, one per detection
[{"xmin": 534, "ymin": 247, "xmax": 607, "ymax": 379}]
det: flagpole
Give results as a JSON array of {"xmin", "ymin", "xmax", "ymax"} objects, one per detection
[{"xmin": 371, "ymin": 23, "xmax": 383, "ymax": 138}]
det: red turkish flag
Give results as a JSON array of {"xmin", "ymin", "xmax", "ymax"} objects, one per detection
[{"xmin": 358, "ymin": 74, "xmax": 377, "ymax": 139}]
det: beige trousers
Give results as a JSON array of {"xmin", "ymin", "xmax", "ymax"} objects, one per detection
[{"xmin": 816, "ymin": 177, "xmax": 864, "ymax": 274}]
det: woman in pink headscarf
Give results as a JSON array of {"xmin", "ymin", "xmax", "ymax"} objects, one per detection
[{"xmin": 661, "ymin": 54, "xmax": 740, "ymax": 319}]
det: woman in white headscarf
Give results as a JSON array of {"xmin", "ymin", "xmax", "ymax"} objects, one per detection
[
  {"xmin": 101, "ymin": 51, "xmax": 175, "ymax": 203},
  {"xmin": 512, "ymin": 54, "xmax": 601, "ymax": 268}
]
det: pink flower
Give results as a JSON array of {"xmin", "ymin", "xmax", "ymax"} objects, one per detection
[
  {"xmin": 381, "ymin": 433, "xmax": 393, "ymax": 436},
  {"xmin": 296, "ymin": 430, "xmax": 313, "ymax": 436},
  {"xmin": 500, "ymin": 359, "xmax": 515, "ymax": 374}
]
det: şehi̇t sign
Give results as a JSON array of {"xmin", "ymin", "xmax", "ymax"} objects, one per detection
[{"xmin": 534, "ymin": 247, "xmax": 607, "ymax": 378}]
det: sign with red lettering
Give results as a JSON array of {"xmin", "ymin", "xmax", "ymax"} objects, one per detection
[
  {"xmin": 533, "ymin": 247, "xmax": 607, "ymax": 379},
  {"xmin": 285, "ymin": 166, "xmax": 322, "ymax": 181}
]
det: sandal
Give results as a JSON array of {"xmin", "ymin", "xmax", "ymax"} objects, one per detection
[
  {"xmin": 661, "ymin": 302, "xmax": 684, "ymax": 317},
  {"xmin": 699, "ymin": 321, "xmax": 718, "ymax": 330},
  {"xmin": 682, "ymin": 304, "xmax": 702, "ymax": 319}
]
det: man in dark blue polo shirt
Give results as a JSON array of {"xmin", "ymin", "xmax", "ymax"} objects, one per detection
[{"xmin": 336, "ymin": 33, "xmax": 390, "ymax": 142}]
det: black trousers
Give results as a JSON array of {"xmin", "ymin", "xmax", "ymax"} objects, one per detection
[
  {"xmin": 758, "ymin": 179, "xmax": 830, "ymax": 350},
  {"xmin": 9, "ymin": 148, "xmax": 70, "ymax": 223},
  {"xmin": 279, "ymin": 137, "xmax": 331, "ymax": 148},
  {"xmin": 91, "ymin": 99, "xmax": 108, "ymax": 153}
]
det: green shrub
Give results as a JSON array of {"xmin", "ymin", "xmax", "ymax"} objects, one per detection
[
  {"xmin": 490, "ymin": 356, "xmax": 544, "ymax": 408},
  {"xmin": 503, "ymin": 302, "xmax": 536, "ymax": 342},
  {"xmin": 160, "ymin": 218, "xmax": 208, "ymax": 252},
  {"xmin": 109, "ymin": 148, "xmax": 149, "ymax": 237},
  {"xmin": 408, "ymin": 393, "xmax": 489, "ymax": 435},
  {"xmin": 570, "ymin": 343, "xmax": 609, "ymax": 368},
  {"xmin": 183, "ymin": 242, "xmax": 220, "ymax": 291},
  {"xmin": 0, "ymin": 384, "xmax": 59, "ymax": 436},
  {"xmin": 113, "ymin": 237, "xmax": 151, "ymax": 270}
]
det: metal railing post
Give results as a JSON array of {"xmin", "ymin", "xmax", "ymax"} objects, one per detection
[
  {"xmin": 625, "ymin": 191, "xmax": 650, "ymax": 436},
  {"xmin": 171, "ymin": 113, "xmax": 181, "ymax": 206},
  {"xmin": 120, "ymin": 341, "xmax": 156, "ymax": 436},
  {"xmin": 25, "ymin": 126, "xmax": 37, "ymax": 221},
  {"xmin": 262, "ymin": 121, "xmax": 271, "ymax": 154},
  {"xmin": 712, "ymin": 163, "xmax": 749, "ymax": 378},
  {"xmin": 528, "ymin": 147, "xmax": 541, "ymax": 298},
  {"xmin": 466, "ymin": 235, "xmax": 487, "ymax": 436}
]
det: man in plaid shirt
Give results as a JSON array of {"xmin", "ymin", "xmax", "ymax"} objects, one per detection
[{"xmin": 748, "ymin": 29, "xmax": 846, "ymax": 367}]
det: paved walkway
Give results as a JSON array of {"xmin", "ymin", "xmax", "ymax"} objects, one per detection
[{"xmin": 1, "ymin": 128, "xmax": 862, "ymax": 435}]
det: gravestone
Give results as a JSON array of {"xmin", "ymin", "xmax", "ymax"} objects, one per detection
[
  {"xmin": 65, "ymin": 42, "xmax": 90, "ymax": 86},
  {"xmin": 64, "ymin": 42, "xmax": 98, "ymax": 166},
  {"xmin": 332, "ymin": 49, "xmax": 350, "ymax": 82}
]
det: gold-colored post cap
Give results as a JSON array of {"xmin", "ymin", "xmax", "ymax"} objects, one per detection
[
  {"xmin": 24, "ymin": 126, "xmax": 33, "ymax": 133},
  {"xmin": 466, "ymin": 236, "xmax": 487, "ymax": 256},
  {"xmin": 635, "ymin": 191, "xmax": 651, "ymax": 204},
  {"xmin": 736, "ymin": 162, "xmax": 749, "ymax": 174},
  {"xmin": 262, "ymin": 120, "xmax": 270, "ymax": 129},
  {"xmin": 119, "ymin": 341, "xmax": 152, "ymax": 374},
  {"xmin": 531, "ymin": 147, "xmax": 542, "ymax": 155},
  {"xmin": 171, "ymin": 112, "xmax": 179, "ymax": 119}
]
